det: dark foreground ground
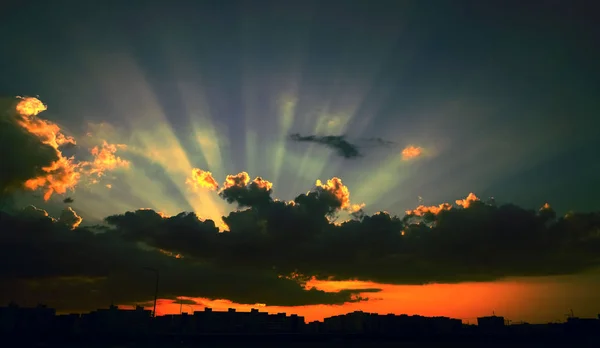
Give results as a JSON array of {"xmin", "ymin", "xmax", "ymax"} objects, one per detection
[{"xmin": 2, "ymin": 334, "xmax": 599, "ymax": 348}]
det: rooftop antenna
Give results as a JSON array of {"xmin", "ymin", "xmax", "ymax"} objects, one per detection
[{"xmin": 564, "ymin": 309, "xmax": 575, "ymax": 320}]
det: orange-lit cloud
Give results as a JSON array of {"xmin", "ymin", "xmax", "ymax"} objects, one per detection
[
  {"xmin": 18, "ymin": 205, "xmax": 82, "ymax": 230},
  {"xmin": 350, "ymin": 203, "xmax": 365, "ymax": 213},
  {"xmin": 455, "ymin": 192, "xmax": 479, "ymax": 208},
  {"xmin": 186, "ymin": 168, "xmax": 219, "ymax": 191},
  {"xmin": 20, "ymin": 205, "xmax": 52, "ymax": 220},
  {"xmin": 401, "ymin": 145, "xmax": 423, "ymax": 160},
  {"xmin": 23, "ymin": 156, "xmax": 81, "ymax": 201},
  {"xmin": 159, "ymin": 248, "xmax": 184, "ymax": 259},
  {"xmin": 15, "ymin": 96, "xmax": 47, "ymax": 117},
  {"xmin": 13, "ymin": 98, "xmax": 130, "ymax": 199},
  {"xmin": 59, "ymin": 207, "xmax": 83, "ymax": 230},
  {"xmin": 223, "ymin": 172, "xmax": 251, "ymax": 188},
  {"xmin": 80, "ymin": 141, "xmax": 129, "ymax": 178},
  {"xmin": 406, "ymin": 193, "xmax": 481, "ymax": 216},
  {"xmin": 316, "ymin": 177, "xmax": 351, "ymax": 209},
  {"xmin": 252, "ymin": 177, "xmax": 273, "ymax": 191},
  {"xmin": 406, "ymin": 202, "xmax": 452, "ymax": 216},
  {"xmin": 16, "ymin": 97, "xmax": 81, "ymax": 201}
]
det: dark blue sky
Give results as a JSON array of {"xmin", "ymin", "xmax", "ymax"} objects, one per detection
[{"xmin": 1, "ymin": 0, "xmax": 599, "ymax": 222}]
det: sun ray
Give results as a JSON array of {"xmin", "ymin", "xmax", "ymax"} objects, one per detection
[
  {"xmin": 176, "ymin": 80, "xmax": 228, "ymax": 182},
  {"xmin": 82, "ymin": 53, "xmax": 227, "ymax": 226},
  {"xmin": 271, "ymin": 95, "xmax": 297, "ymax": 186}
]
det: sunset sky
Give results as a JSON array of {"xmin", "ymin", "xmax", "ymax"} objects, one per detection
[{"xmin": 1, "ymin": 0, "xmax": 599, "ymax": 324}]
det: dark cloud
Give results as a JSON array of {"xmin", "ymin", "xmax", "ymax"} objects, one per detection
[
  {"xmin": 0, "ymin": 98, "xmax": 58, "ymax": 196},
  {"xmin": 63, "ymin": 197, "xmax": 74, "ymax": 203},
  {"xmin": 106, "ymin": 182, "xmax": 600, "ymax": 286},
  {"xmin": 172, "ymin": 298, "xmax": 200, "ymax": 305},
  {"xmin": 58, "ymin": 206, "xmax": 83, "ymax": 230},
  {"xmin": 288, "ymin": 133, "xmax": 397, "ymax": 159},
  {"xmin": 0, "ymin": 207, "xmax": 359, "ymax": 313},
  {"xmin": 289, "ymin": 133, "xmax": 362, "ymax": 159},
  {"xmin": 3, "ymin": 171, "xmax": 600, "ymax": 313},
  {"xmin": 218, "ymin": 172, "xmax": 274, "ymax": 209},
  {"xmin": 359, "ymin": 137, "xmax": 396, "ymax": 147}
]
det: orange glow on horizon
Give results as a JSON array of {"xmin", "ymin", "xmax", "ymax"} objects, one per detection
[{"xmin": 144, "ymin": 278, "xmax": 579, "ymax": 324}]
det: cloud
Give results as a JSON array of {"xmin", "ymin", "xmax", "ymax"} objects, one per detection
[
  {"xmin": 0, "ymin": 97, "xmax": 76, "ymax": 200},
  {"xmin": 63, "ymin": 197, "xmax": 74, "ymax": 203},
  {"xmin": 16, "ymin": 205, "xmax": 82, "ymax": 230},
  {"xmin": 0, "ymin": 96, "xmax": 130, "ymax": 201},
  {"xmin": 405, "ymin": 202, "xmax": 453, "ymax": 219},
  {"xmin": 19, "ymin": 205, "xmax": 52, "ymax": 220},
  {"xmin": 58, "ymin": 207, "xmax": 83, "ymax": 230},
  {"xmin": 0, "ymin": 208, "xmax": 358, "ymax": 312},
  {"xmin": 14, "ymin": 97, "xmax": 81, "ymax": 201},
  {"xmin": 315, "ymin": 177, "xmax": 351, "ymax": 210},
  {"xmin": 455, "ymin": 192, "xmax": 480, "ymax": 208},
  {"xmin": 289, "ymin": 133, "xmax": 362, "ymax": 159},
  {"xmin": 360, "ymin": 137, "xmax": 396, "ymax": 147},
  {"xmin": 79, "ymin": 141, "xmax": 129, "ymax": 179},
  {"xmin": 289, "ymin": 133, "xmax": 403, "ymax": 159},
  {"xmin": 401, "ymin": 145, "xmax": 423, "ymax": 160},
  {"xmin": 186, "ymin": 168, "xmax": 219, "ymax": 191},
  {"xmin": 218, "ymin": 172, "xmax": 274, "ymax": 208},
  {"xmin": 172, "ymin": 298, "xmax": 199, "ymax": 305},
  {"xmin": 104, "ymin": 181, "xmax": 600, "ymax": 287}
]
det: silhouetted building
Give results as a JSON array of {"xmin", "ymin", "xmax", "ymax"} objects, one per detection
[
  {"xmin": 0, "ymin": 303, "xmax": 55, "ymax": 334},
  {"xmin": 322, "ymin": 311, "xmax": 462, "ymax": 335},
  {"xmin": 3, "ymin": 302, "xmax": 599, "ymax": 341},
  {"xmin": 565, "ymin": 317, "xmax": 600, "ymax": 335},
  {"xmin": 477, "ymin": 315, "xmax": 505, "ymax": 334},
  {"xmin": 83, "ymin": 304, "xmax": 152, "ymax": 335}
]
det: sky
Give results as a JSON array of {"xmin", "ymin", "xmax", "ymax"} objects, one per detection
[{"xmin": 1, "ymin": 0, "xmax": 599, "ymax": 323}]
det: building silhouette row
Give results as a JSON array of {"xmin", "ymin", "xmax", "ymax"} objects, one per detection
[{"xmin": 1, "ymin": 303, "xmax": 599, "ymax": 338}]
